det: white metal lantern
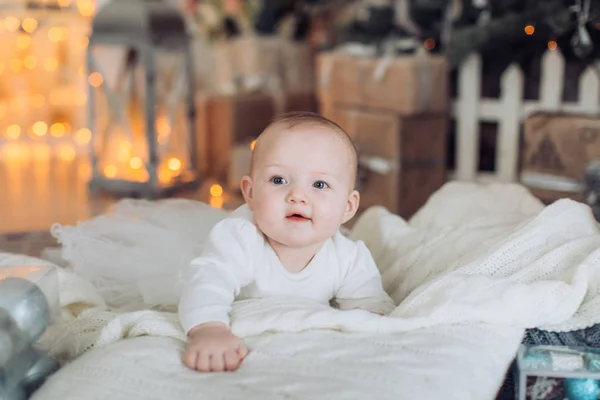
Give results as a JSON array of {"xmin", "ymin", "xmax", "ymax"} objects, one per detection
[{"xmin": 87, "ymin": 0, "xmax": 199, "ymax": 198}]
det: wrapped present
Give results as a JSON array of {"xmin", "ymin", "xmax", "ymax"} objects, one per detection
[
  {"xmin": 520, "ymin": 112, "xmax": 600, "ymax": 204},
  {"xmin": 316, "ymin": 49, "xmax": 449, "ymax": 116}
]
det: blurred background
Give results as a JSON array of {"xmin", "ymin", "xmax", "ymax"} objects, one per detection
[{"xmin": 1, "ymin": 0, "xmax": 600, "ymax": 255}]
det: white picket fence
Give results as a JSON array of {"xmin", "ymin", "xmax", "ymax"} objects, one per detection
[{"xmin": 452, "ymin": 49, "xmax": 600, "ymax": 183}]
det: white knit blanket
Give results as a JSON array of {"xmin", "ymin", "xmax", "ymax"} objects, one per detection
[{"xmin": 4, "ymin": 182, "xmax": 600, "ymax": 400}]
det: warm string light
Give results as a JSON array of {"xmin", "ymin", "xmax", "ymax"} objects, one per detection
[
  {"xmin": 98, "ymin": 142, "xmax": 186, "ymax": 184},
  {"xmin": 32, "ymin": 121, "xmax": 48, "ymax": 137},
  {"xmin": 423, "ymin": 38, "xmax": 435, "ymax": 50},
  {"xmin": 88, "ymin": 72, "xmax": 103, "ymax": 87},
  {"xmin": 6, "ymin": 124, "xmax": 21, "ymax": 139},
  {"xmin": 4, "ymin": 17, "xmax": 20, "ymax": 33},
  {"xmin": 21, "ymin": 18, "xmax": 38, "ymax": 33},
  {"xmin": 50, "ymin": 123, "xmax": 67, "ymax": 137},
  {"xmin": 209, "ymin": 184, "xmax": 224, "ymax": 209},
  {"xmin": 0, "ymin": 12, "xmax": 93, "ymax": 160},
  {"xmin": 0, "ymin": 8, "xmax": 193, "ymax": 184},
  {"xmin": 168, "ymin": 157, "xmax": 182, "ymax": 172},
  {"xmin": 129, "ymin": 157, "xmax": 143, "ymax": 169},
  {"xmin": 210, "ymin": 184, "xmax": 224, "ymax": 197},
  {"xmin": 76, "ymin": 0, "xmax": 96, "ymax": 17},
  {"xmin": 524, "ymin": 25, "xmax": 535, "ymax": 35},
  {"xmin": 74, "ymin": 128, "xmax": 91, "ymax": 144}
]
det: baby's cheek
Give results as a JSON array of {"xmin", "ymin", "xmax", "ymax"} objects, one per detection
[{"xmin": 315, "ymin": 209, "xmax": 344, "ymax": 234}]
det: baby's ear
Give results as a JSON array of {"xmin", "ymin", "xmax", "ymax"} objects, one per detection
[
  {"xmin": 342, "ymin": 190, "xmax": 360, "ymax": 224},
  {"xmin": 240, "ymin": 175, "xmax": 254, "ymax": 209}
]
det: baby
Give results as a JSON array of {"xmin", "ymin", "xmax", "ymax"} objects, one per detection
[{"xmin": 178, "ymin": 111, "xmax": 395, "ymax": 373}]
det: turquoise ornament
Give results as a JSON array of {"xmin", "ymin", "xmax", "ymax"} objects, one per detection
[
  {"xmin": 564, "ymin": 378, "xmax": 600, "ymax": 400},
  {"xmin": 522, "ymin": 352, "xmax": 551, "ymax": 370}
]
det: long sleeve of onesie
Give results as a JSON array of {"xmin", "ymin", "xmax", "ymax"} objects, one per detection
[
  {"xmin": 334, "ymin": 241, "xmax": 396, "ymax": 315},
  {"xmin": 178, "ymin": 218, "xmax": 255, "ymax": 334}
]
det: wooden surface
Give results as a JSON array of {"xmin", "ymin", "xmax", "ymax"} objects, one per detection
[{"xmin": 0, "ymin": 153, "xmax": 243, "ymax": 234}]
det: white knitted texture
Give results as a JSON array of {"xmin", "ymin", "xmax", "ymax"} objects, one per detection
[
  {"xmin": 33, "ymin": 328, "xmax": 524, "ymax": 400},
  {"xmin": 5, "ymin": 182, "xmax": 600, "ymax": 399}
]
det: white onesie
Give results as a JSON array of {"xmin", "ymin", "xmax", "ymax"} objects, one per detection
[{"xmin": 178, "ymin": 204, "xmax": 395, "ymax": 334}]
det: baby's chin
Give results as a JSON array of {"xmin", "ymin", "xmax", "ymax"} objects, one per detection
[{"xmin": 267, "ymin": 233, "xmax": 324, "ymax": 250}]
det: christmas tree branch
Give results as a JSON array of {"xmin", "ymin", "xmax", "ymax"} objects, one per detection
[{"xmin": 445, "ymin": 0, "xmax": 571, "ymax": 67}]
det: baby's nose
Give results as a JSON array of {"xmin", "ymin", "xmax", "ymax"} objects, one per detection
[{"xmin": 286, "ymin": 186, "xmax": 307, "ymax": 203}]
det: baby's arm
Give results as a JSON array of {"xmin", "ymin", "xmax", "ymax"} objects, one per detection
[
  {"xmin": 178, "ymin": 219, "xmax": 255, "ymax": 372},
  {"xmin": 334, "ymin": 241, "xmax": 396, "ymax": 315}
]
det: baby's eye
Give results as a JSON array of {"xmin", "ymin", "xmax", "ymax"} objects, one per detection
[
  {"xmin": 313, "ymin": 181, "xmax": 329, "ymax": 190},
  {"xmin": 270, "ymin": 176, "xmax": 287, "ymax": 185}
]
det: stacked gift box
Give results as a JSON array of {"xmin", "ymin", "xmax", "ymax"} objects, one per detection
[{"xmin": 315, "ymin": 48, "xmax": 450, "ymax": 219}]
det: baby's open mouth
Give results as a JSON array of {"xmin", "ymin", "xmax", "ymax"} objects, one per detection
[{"xmin": 286, "ymin": 213, "xmax": 310, "ymax": 222}]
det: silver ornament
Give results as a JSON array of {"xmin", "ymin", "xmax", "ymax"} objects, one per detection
[
  {"xmin": 19, "ymin": 349, "xmax": 59, "ymax": 396},
  {"xmin": 0, "ymin": 384, "xmax": 26, "ymax": 400},
  {"xmin": 0, "ymin": 278, "xmax": 50, "ymax": 344}
]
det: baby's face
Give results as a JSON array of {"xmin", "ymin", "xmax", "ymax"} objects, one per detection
[{"xmin": 242, "ymin": 125, "xmax": 358, "ymax": 250}]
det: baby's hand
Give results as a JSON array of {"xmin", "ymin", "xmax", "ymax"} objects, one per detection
[{"xmin": 183, "ymin": 322, "xmax": 249, "ymax": 372}]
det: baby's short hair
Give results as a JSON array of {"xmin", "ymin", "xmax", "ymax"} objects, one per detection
[
  {"xmin": 250, "ymin": 111, "xmax": 358, "ymax": 188},
  {"xmin": 271, "ymin": 111, "xmax": 349, "ymax": 138},
  {"xmin": 269, "ymin": 111, "xmax": 358, "ymax": 180},
  {"xmin": 269, "ymin": 111, "xmax": 357, "ymax": 158}
]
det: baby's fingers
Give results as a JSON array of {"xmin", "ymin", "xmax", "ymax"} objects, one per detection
[
  {"xmin": 224, "ymin": 350, "xmax": 241, "ymax": 371},
  {"xmin": 237, "ymin": 343, "xmax": 249, "ymax": 359},
  {"xmin": 196, "ymin": 351, "xmax": 211, "ymax": 372},
  {"xmin": 183, "ymin": 348, "xmax": 198, "ymax": 370},
  {"xmin": 210, "ymin": 352, "xmax": 225, "ymax": 372}
]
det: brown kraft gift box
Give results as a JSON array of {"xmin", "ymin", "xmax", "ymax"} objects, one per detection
[
  {"xmin": 333, "ymin": 107, "xmax": 448, "ymax": 218},
  {"xmin": 520, "ymin": 112, "xmax": 600, "ymax": 203},
  {"xmin": 316, "ymin": 51, "xmax": 448, "ymax": 116}
]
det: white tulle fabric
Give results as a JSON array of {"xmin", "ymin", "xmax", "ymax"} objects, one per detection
[{"xmin": 3, "ymin": 182, "xmax": 600, "ymax": 400}]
